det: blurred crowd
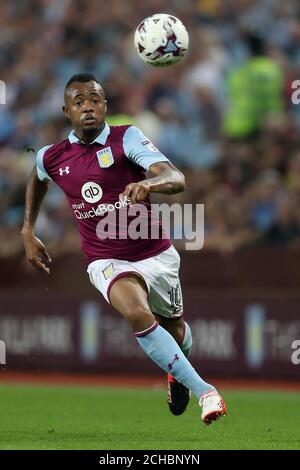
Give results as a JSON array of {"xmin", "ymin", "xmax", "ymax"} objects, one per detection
[{"xmin": 2, "ymin": 0, "xmax": 300, "ymax": 258}]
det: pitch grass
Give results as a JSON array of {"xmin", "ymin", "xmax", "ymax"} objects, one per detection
[{"xmin": 0, "ymin": 384, "xmax": 299, "ymax": 450}]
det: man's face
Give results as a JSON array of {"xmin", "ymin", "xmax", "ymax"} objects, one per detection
[{"xmin": 63, "ymin": 81, "xmax": 107, "ymax": 134}]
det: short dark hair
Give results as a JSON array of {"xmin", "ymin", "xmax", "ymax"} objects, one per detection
[{"xmin": 65, "ymin": 73, "xmax": 100, "ymax": 90}]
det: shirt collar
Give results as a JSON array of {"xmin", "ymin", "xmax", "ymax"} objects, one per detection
[{"xmin": 68, "ymin": 122, "xmax": 110, "ymax": 145}]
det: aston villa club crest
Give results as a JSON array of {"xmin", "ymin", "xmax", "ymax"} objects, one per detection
[{"xmin": 97, "ymin": 147, "xmax": 114, "ymax": 168}]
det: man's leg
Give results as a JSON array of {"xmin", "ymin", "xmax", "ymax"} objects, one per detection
[
  {"xmin": 154, "ymin": 316, "xmax": 192, "ymax": 357},
  {"xmin": 154, "ymin": 316, "xmax": 192, "ymax": 415},
  {"xmin": 109, "ymin": 274, "xmax": 226, "ymax": 424}
]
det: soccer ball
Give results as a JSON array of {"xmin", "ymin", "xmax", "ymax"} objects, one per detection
[{"xmin": 134, "ymin": 13, "xmax": 189, "ymax": 67}]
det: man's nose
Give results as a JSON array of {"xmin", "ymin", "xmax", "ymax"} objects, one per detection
[{"xmin": 82, "ymin": 101, "xmax": 95, "ymax": 112}]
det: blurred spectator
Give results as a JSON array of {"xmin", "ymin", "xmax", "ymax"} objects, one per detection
[
  {"xmin": 223, "ymin": 32, "xmax": 283, "ymax": 139},
  {"xmin": 263, "ymin": 194, "xmax": 300, "ymax": 245},
  {"xmin": 248, "ymin": 170, "xmax": 283, "ymax": 232}
]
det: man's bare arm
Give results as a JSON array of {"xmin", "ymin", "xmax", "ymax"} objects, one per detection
[
  {"xmin": 121, "ymin": 162, "xmax": 185, "ymax": 204},
  {"xmin": 21, "ymin": 168, "xmax": 52, "ymax": 274}
]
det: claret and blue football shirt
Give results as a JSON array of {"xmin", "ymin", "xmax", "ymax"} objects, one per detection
[{"xmin": 36, "ymin": 123, "xmax": 172, "ymax": 263}]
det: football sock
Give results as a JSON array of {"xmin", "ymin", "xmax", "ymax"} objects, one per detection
[
  {"xmin": 180, "ymin": 321, "xmax": 192, "ymax": 357},
  {"xmin": 135, "ymin": 321, "xmax": 216, "ymax": 399}
]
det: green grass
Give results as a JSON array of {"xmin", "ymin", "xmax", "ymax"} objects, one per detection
[{"xmin": 0, "ymin": 384, "xmax": 299, "ymax": 450}]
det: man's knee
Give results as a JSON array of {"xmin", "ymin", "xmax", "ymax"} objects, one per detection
[
  {"xmin": 121, "ymin": 303, "xmax": 155, "ymax": 330},
  {"xmin": 156, "ymin": 316, "xmax": 185, "ymax": 344}
]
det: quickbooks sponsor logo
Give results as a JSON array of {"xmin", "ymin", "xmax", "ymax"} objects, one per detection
[
  {"xmin": 81, "ymin": 182, "xmax": 103, "ymax": 203},
  {"xmin": 74, "ymin": 197, "xmax": 130, "ymax": 219}
]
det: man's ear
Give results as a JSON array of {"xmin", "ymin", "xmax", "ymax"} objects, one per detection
[
  {"xmin": 104, "ymin": 100, "xmax": 108, "ymax": 113},
  {"xmin": 62, "ymin": 105, "xmax": 70, "ymax": 118}
]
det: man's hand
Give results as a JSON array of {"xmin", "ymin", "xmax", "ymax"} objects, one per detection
[
  {"xmin": 120, "ymin": 182, "xmax": 151, "ymax": 205},
  {"xmin": 21, "ymin": 232, "xmax": 52, "ymax": 274}
]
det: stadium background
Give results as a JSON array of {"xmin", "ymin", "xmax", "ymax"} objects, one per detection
[{"xmin": 0, "ymin": 0, "xmax": 300, "ymax": 451}]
